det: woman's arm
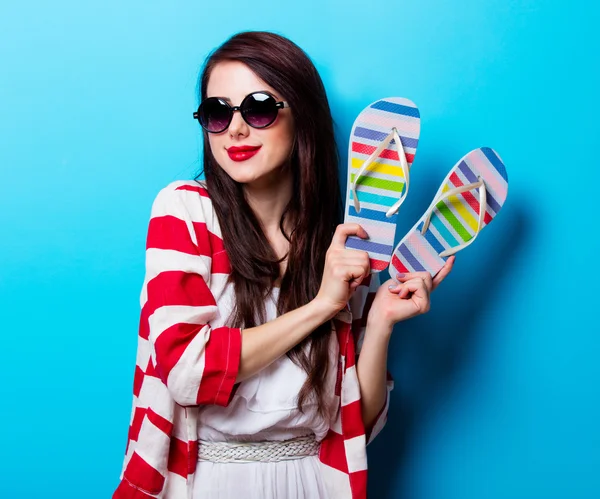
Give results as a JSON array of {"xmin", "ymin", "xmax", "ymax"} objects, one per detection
[
  {"xmin": 145, "ymin": 185, "xmax": 369, "ymax": 404},
  {"xmin": 237, "ymin": 223, "xmax": 372, "ymax": 382},
  {"xmin": 236, "ymin": 298, "xmax": 335, "ymax": 382},
  {"xmin": 356, "ymin": 320, "xmax": 392, "ymax": 432},
  {"xmin": 357, "ymin": 258, "xmax": 456, "ymax": 435},
  {"xmin": 141, "ymin": 184, "xmax": 243, "ymax": 407}
]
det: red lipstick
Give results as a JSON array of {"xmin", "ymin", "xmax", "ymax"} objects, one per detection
[{"xmin": 227, "ymin": 145, "xmax": 262, "ymax": 162}]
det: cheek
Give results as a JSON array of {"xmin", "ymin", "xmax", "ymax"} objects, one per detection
[
  {"xmin": 270, "ymin": 123, "xmax": 295, "ymax": 159},
  {"xmin": 207, "ymin": 135, "xmax": 226, "ymax": 160},
  {"xmin": 207, "ymin": 135, "xmax": 218, "ymax": 151}
]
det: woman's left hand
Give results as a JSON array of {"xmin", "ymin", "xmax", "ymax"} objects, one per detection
[{"xmin": 367, "ymin": 256, "xmax": 455, "ymax": 332}]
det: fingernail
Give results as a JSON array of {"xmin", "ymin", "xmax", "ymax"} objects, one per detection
[
  {"xmin": 396, "ymin": 273, "xmax": 406, "ymax": 279},
  {"xmin": 388, "ymin": 284, "xmax": 396, "ymax": 290}
]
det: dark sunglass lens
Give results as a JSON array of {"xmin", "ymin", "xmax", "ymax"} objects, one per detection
[
  {"xmin": 200, "ymin": 98, "xmax": 231, "ymax": 132},
  {"xmin": 243, "ymin": 93, "xmax": 278, "ymax": 128}
]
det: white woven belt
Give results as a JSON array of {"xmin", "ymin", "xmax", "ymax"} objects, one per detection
[{"xmin": 198, "ymin": 435, "xmax": 320, "ymax": 463}]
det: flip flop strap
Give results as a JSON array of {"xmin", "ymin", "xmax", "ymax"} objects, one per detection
[
  {"xmin": 421, "ymin": 177, "xmax": 487, "ymax": 257},
  {"xmin": 351, "ymin": 127, "xmax": 410, "ymax": 217}
]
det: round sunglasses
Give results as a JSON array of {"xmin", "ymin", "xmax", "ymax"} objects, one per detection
[{"xmin": 193, "ymin": 91, "xmax": 290, "ymax": 133}]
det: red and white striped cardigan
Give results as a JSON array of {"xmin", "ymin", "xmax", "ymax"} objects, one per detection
[{"xmin": 113, "ymin": 180, "xmax": 394, "ymax": 499}]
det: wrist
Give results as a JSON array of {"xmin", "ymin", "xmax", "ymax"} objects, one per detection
[
  {"xmin": 309, "ymin": 296, "xmax": 340, "ymax": 322},
  {"xmin": 366, "ymin": 317, "xmax": 394, "ymax": 339}
]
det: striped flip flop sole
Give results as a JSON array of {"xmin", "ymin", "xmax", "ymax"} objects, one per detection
[
  {"xmin": 344, "ymin": 97, "xmax": 421, "ymax": 272},
  {"xmin": 389, "ymin": 147, "xmax": 509, "ymax": 277}
]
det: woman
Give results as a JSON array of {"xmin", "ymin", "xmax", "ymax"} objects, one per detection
[{"xmin": 114, "ymin": 31, "xmax": 454, "ymax": 499}]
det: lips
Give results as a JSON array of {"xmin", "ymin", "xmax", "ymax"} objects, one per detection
[{"xmin": 227, "ymin": 145, "xmax": 262, "ymax": 162}]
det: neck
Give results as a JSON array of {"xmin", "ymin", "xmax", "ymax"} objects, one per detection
[{"xmin": 243, "ymin": 168, "xmax": 293, "ymax": 238}]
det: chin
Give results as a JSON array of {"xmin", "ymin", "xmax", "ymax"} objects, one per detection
[
  {"xmin": 220, "ymin": 161, "xmax": 276, "ymax": 185},
  {"xmin": 223, "ymin": 168, "xmax": 264, "ymax": 185}
]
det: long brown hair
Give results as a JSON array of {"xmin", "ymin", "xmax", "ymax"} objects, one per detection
[{"xmin": 195, "ymin": 31, "xmax": 342, "ymax": 415}]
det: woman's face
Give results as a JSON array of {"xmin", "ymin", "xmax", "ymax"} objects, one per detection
[{"xmin": 205, "ymin": 61, "xmax": 295, "ymax": 187}]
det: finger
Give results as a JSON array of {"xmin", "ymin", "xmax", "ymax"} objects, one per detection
[
  {"xmin": 333, "ymin": 253, "xmax": 370, "ymax": 273},
  {"xmin": 336, "ymin": 252, "xmax": 371, "ymax": 277},
  {"xmin": 396, "ymin": 279, "xmax": 417, "ymax": 299},
  {"xmin": 350, "ymin": 277, "xmax": 367, "ymax": 291},
  {"xmin": 331, "ymin": 223, "xmax": 369, "ymax": 249},
  {"xmin": 399, "ymin": 280, "xmax": 431, "ymax": 313},
  {"xmin": 349, "ymin": 276, "xmax": 365, "ymax": 290},
  {"xmin": 338, "ymin": 251, "xmax": 370, "ymax": 266},
  {"xmin": 395, "ymin": 271, "xmax": 433, "ymax": 291},
  {"xmin": 392, "ymin": 271, "xmax": 409, "ymax": 284},
  {"xmin": 398, "ymin": 285, "xmax": 411, "ymax": 299},
  {"xmin": 397, "ymin": 278, "xmax": 429, "ymax": 300},
  {"xmin": 395, "ymin": 271, "xmax": 429, "ymax": 281},
  {"xmin": 338, "ymin": 264, "xmax": 369, "ymax": 284},
  {"xmin": 341, "ymin": 257, "xmax": 371, "ymax": 278},
  {"xmin": 417, "ymin": 272, "xmax": 433, "ymax": 292},
  {"xmin": 385, "ymin": 277, "xmax": 400, "ymax": 292},
  {"xmin": 432, "ymin": 256, "xmax": 455, "ymax": 290}
]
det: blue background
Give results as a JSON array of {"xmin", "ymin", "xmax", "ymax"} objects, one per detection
[{"xmin": 1, "ymin": 1, "xmax": 598, "ymax": 498}]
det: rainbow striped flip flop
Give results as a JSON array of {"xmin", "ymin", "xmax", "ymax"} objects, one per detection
[
  {"xmin": 388, "ymin": 147, "xmax": 508, "ymax": 278},
  {"xmin": 344, "ymin": 97, "xmax": 421, "ymax": 272}
]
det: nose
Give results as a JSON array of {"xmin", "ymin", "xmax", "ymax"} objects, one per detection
[{"xmin": 228, "ymin": 109, "xmax": 250, "ymax": 138}]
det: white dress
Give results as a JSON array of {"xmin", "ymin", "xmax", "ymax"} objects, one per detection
[{"xmin": 192, "ymin": 287, "xmax": 339, "ymax": 499}]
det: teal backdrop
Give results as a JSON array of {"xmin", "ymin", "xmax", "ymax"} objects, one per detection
[{"xmin": 1, "ymin": 1, "xmax": 598, "ymax": 498}]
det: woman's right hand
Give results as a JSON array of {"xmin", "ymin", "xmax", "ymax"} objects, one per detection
[{"xmin": 315, "ymin": 223, "xmax": 371, "ymax": 315}]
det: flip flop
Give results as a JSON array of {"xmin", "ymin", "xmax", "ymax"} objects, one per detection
[
  {"xmin": 388, "ymin": 147, "xmax": 508, "ymax": 278},
  {"xmin": 343, "ymin": 97, "xmax": 421, "ymax": 272}
]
